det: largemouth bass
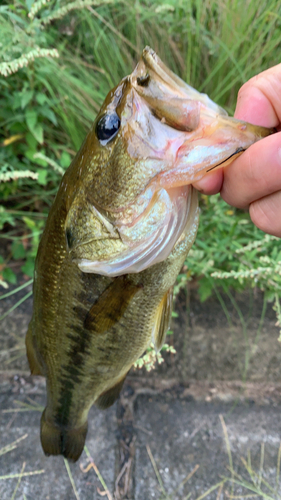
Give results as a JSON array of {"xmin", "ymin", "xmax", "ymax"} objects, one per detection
[{"xmin": 26, "ymin": 47, "xmax": 273, "ymax": 461}]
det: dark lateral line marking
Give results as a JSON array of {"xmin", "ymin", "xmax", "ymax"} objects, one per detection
[
  {"xmin": 56, "ymin": 322, "xmax": 91, "ymax": 427},
  {"xmin": 206, "ymin": 147, "xmax": 245, "ymax": 172}
]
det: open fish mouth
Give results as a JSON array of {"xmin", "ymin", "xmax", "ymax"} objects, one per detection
[
  {"xmin": 67, "ymin": 47, "xmax": 274, "ymax": 277},
  {"xmin": 130, "ymin": 46, "xmax": 273, "ymax": 186}
]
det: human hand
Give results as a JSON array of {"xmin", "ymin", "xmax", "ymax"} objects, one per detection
[{"xmin": 193, "ymin": 64, "xmax": 281, "ymax": 237}]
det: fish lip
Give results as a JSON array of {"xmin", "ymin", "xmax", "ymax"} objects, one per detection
[
  {"xmin": 141, "ymin": 46, "xmax": 162, "ymax": 74},
  {"xmin": 131, "ymin": 46, "xmax": 185, "ymax": 96},
  {"xmin": 140, "ymin": 46, "xmax": 186, "ymax": 92}
]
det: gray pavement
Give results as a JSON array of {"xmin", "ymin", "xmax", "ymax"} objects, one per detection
[
  {"xmin": 1, "ymin": 283, "xmax": 281, "ymax": 499},
  {"xmin": 2, "ymin": 377, "xmax": 281, "ymax": 499},
  {"xmin": 0, "ymin": 375, "xmax": 116, "ymax": 500}
]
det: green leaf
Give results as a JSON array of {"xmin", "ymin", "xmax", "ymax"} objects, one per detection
[
  {"xmin": 36, "ymin": 93, "xmax": 48, "ymax": 105},
  {"xmin": 21, "ymin": 90, "xmax": 34, "ymax": 109},
  {"xmin": 11, "ymin": 241, "xmax": 26, "ymax": 259},
  {"xmin": 5, "ymin": 10, "xmax": 26, "ymax": 24},
  {"xmin": 37, "ymin": 169, "xmax": 48, "ymax": 185},
  {"xmin": 25, "ymin": 110, "xmax": 37, "ymax": 131},
  {"xmin": 22, "ymin": 216, "xmax": 36, "ymax": 230},
  {"xmin": 2, "ymin": 267, "xmax": 17, "ymax": 285},
  {"xmin": 26, "ymin": 132, "xmax": 37, "ymax": 149},
  {"xmin": 39, "ymin": 106, "xmax": 57, "ymax": 125},
  {"xmin": 32, "ymin": 123, "xmax": 44, "ymax": 144},
  {"xmin": 0, "ymin": 206, "xmax": 16, "ymax": 230},
  {"xmin": 12, "ymin": 93, "xmax": 22, "ymax": 110},
  {"xmin": 21, "ymin": 259, "xmax": 35, "ymax": 277},
  {"xmin": 32, "ymin": 126, "xmax": 44, "ymax": 145},
  {"xmin": 25, "ymin": 0, "xmax": 33, "ymax": 12},
  {"xmin": 60, "ymin": 151, "xmax": 71, "ymax": 168},
  {"xmin": 25, "ymin": 149, "xmax": 48, "ymax": 166},
  {"xmin": 25, "ymin": 110, "xmax": 44, "ymax": 144}
]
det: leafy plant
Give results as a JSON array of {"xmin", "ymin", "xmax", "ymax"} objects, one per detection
[{"xmin": 1, "ymin": 0, "xmax": 281, "ymax": 328}]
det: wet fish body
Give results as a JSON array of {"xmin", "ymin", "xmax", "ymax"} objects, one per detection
[{"xmin": 26, "ymin": 47, "xmax": 272, "ymax": 461}]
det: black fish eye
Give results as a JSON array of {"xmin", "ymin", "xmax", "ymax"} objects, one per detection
[{"xmin": 96, "ymin": 112, "xmax": 121, "ymax": 144}]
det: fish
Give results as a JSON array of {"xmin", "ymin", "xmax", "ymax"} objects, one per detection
[{"xmin": 26, "ymin": 46, "xmax": 273, "ymax": 462}]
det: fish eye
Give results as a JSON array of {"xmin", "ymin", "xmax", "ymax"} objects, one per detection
[{"xmin": 96, "ymin": 112, "xmax": 121, "ymax": 144}]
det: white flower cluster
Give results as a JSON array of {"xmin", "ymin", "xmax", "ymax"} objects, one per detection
[
  {"xmin": 0, "ymin": 48, "xmax": 59, "ymax": 77},
  {"xmin": 37, "ymin": 0, "xmax": 114, "ymax": 26},
  {"xmin": 0, "ymin": 170, "xmax": 38, "ymax": 183},
  {"xmin": 134, "ymin": 343, "xmax": 176, "ymax": 372},
  {"xmin": 28, "ymin": 0, "xmax": 51, "ymax": 20}
]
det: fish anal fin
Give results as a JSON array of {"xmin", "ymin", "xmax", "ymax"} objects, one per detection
[
  {"xmin": 153, "ymin": 286, "xmax": 174, "ymax": 351},
  {"xmin": 84, "ymin": 276, "xmax": 142, "ymax": 333},
  {"xmin": 25, "ymin": 324, "xmax": 44, "ymax": 376},
  {"xmin": 95, "ymin": 373, "xmax": 128, "ymax": 409},
  {"xmin": 40, "ymin": 409, "xmax": 88, "ymax": 462}
]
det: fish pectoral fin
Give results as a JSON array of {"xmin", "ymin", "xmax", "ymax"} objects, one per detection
[
  {"xmin": 152, "ymin": 286, "xmax": 174, "ymax": 351},
  {"xmin": 25, "ymin": 324, "xmax": 44, "ymax": 376},
  {"xmin": 95, "ymin": 373, "xmax": 128, "ymax": 409},
  {"xmin": 40, "ymin": 409, "xmax": 88, "ymax": 462},
  {"xmin": 84, "ymin": 276, "xmax": 142, "ymax": 333}
]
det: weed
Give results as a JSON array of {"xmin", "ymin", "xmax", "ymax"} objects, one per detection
[{"xmin": 1, "ymin": 0, "xmax": 281, "ymax": 290}]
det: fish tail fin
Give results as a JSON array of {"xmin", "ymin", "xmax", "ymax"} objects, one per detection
[
  {"xmin": 40, "ymin": 409, "xmax": 88, "ymax": 462},
  {"xmin": 25, "ymin": 324, "xmax": 44, "ymax": 376}
]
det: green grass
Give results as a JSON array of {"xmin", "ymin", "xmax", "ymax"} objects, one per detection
[{"xmin": 1, "ymin": 0, "xmax": 281, "ymax": 315}]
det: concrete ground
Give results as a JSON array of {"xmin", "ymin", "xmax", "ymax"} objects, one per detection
[{"xmin": 1, "ymin": 279, "xmax": 281, "ymax": 500}]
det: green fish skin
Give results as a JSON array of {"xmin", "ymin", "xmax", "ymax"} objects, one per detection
[{"xmin": 26, "ymin": 47, "xmax": 273, "ymax": 462}]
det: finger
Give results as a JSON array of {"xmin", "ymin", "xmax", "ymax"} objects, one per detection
[
  {"xmin": 192, "ymin": 168, "xmax": 224, "ymax": 194},
  {"xmin": 221, "ymin": 133, "xmax": 281, "ymax": 209},
  {"xmin": 234, "ymin": 63, "xmax": 281, "ymax": 127},
  {"xmin": 249, "ymin": 190, "xmax": 281, "ymax": 237}
]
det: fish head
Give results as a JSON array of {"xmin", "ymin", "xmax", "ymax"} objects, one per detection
[{"xmin": 65, "ymin": 47, "xmax": 273, "ymax": 277}]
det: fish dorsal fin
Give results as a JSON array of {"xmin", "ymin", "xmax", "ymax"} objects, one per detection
[
  {"xmin": 84, "ymin": 276, "xmax": 141, "ymax": 333},
  {"xmin": 152, "ymin": 286, "xmax": 174, "ymax": 351},
  {"xmin": 95, "ymin": 373, "xmax": 128, "ymax": 409}
]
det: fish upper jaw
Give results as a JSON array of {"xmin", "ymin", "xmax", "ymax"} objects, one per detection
[{"xmin": 131, "ymin": 46, "xmax": 227, "ymax": 116}]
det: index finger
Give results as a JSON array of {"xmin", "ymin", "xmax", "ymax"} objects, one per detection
[
  {"xmin": 234, "ymin": 63, "xmax": 281, "ymax": 127},
  {"xmin": 193, "ymin": 64, "xmax": 281, "ymax": 195}
]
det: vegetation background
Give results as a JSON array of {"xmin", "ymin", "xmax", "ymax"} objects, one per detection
[
  {"xmin": 1, "ymin": 0, "xmax": 281, "ymax": 332},
  {"xmin": 1, "ymin": 3, "xmax": 281, "ymax": 497}
]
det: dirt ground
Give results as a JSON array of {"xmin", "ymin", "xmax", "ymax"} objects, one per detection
[{"xmin": 1, "ymin": 279, "xmax": 281, "ymax": 499}]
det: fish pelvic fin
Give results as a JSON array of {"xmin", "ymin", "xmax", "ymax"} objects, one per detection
[
  {"xmin": 95, "ymin": 373, "xmax": 128, "ymax": 409},
  {"xmin": 25, "ymin": 324, "xmax": 44, "ymax": 376},
  {"xmin": 40, "ymin": 409, "xmax": 87, "ymax": 462},
  {"xmin": 152, "ymin": 286, "xmax": 173, "ymax": 351}
]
